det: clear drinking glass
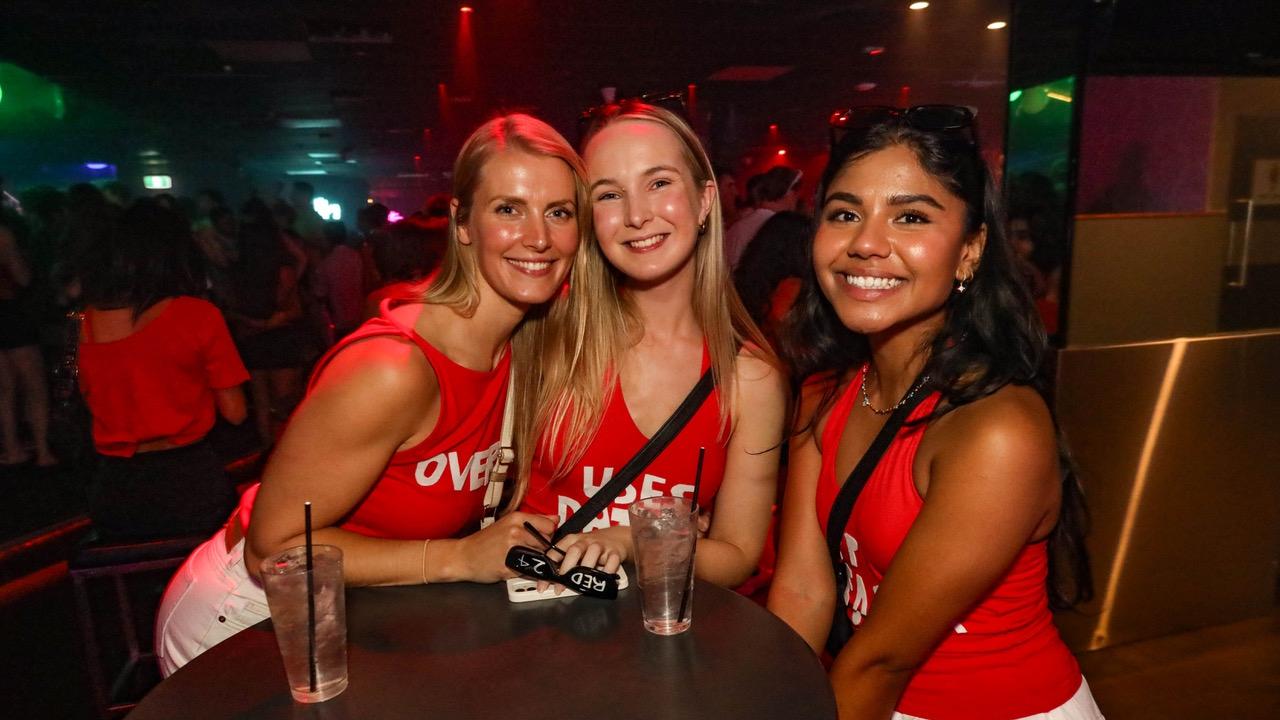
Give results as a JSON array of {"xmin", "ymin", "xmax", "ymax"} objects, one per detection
[
  {"xmin": 629, "ymin": 496, "xmax": 697, "ymax": 635},
  {"xmin": 259, "ymin": 545, "xmax": 348, "ymax": 703}
]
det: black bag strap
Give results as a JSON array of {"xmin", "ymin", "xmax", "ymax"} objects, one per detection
[
  {"xmin": 824, "ymin": 370, "xmax": 931, "ymax": 655},
  {"xmin": 552, "ymin": 368, "xmax": 715, "ymax": 543}
]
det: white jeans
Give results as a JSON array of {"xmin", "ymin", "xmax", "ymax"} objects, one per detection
[
  {"xmin": 893, "ymin": 677, "xmax": 1104, "ymax": 720},
  {"xmin": 154, "ymin": 527, "xmax": 271, "ymax": 677}
]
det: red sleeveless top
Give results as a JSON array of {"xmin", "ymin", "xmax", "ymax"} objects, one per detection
[
  {"xmin": 521, "ymin": 350, "xmax": 727, "ymax": 528},
  {"xmin": 241, "ymin": 301, "xmax": 510, "ymax": 541},
  {"xmin": 815, "ymin": 368, "xmax": 1080, "ymax": 719}
]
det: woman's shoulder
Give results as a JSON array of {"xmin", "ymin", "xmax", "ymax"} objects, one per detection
[
  {"xmin": 925, "ymin": 383, "xmax": 1057, "ymax": 486},
  {"xmin": 312, "ymin": 332, "xmax": 439, "ymax": 408},
  {"xmin": 734, "ymin": 342, "xmax": 785, "ymax": 385}
]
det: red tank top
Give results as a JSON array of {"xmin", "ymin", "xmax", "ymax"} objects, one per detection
[
  {"xmin": 521, "ymin": 350, "xmax": 727, "ymax": 528},
  {"xmin": 815, "ymin": 368, "xmax": 1081, "ymax": 719},
  {"xmin": 242, "ymin": 302, "xmax": 510, "ymax": 541}
]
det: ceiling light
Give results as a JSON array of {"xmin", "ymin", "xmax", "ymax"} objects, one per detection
[
  {"xmin": 987, "ymin": 21, "xmax": 1007, "ymax": 30},
  {"xmin": 777, "ymin": 149, "xmax": 787, "ymax": 156},
  {"xmin": 279, "ymin": 117, "xmax": 342, "ymax": 130},
  {"xmin": 285, "ymin": 169, "xmax": 327, "ymax": 176},
  {"xmin": 1046, "ymin": 91, "xmax": 1073, "ymax": 103},
  {"xmin": 857, "ymin": 82, "xmax": 878, "ymax": 92},
  {"xmin": 864, "ymin": 46, "xmax": 885, "ymax": 56},
  {"xmin": 909, "ymin": 2, "xmax": 929, "ymax": 10},
  {"xmin": 1009, "ymin": 89, "xmax": 1023, "ymax": 102},
  {"xmin": 460, "ymin": 5, "xmax": 473, "ymax": 12},
  {"xmin": 307, "ymin": 152, "xmax": 340, "ymax": 159}
]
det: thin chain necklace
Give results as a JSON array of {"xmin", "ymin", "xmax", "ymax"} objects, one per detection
[{"xmin": 859, "ymin": 365, "xmax": 930, "ymax": 415}]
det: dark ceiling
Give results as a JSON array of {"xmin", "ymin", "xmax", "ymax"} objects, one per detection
[{"xmin": 2, "ymin": 0, "xmax": 1011, "ymax": 203}]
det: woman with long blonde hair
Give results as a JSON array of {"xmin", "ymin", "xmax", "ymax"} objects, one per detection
[
  {"xmin": 518, "ymin": 103, "xmax": 787, "ymax": 588},
  {"xmin": 156, "ymin": 113, "xmax": 586, "ymax": 674}
]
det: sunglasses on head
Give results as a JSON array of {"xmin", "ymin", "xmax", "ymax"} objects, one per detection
[
  {"xmin": 577, "ymin": 89, "xmax": 689, "ymax": 139},
  {"xmin": 504, "ymin": 522, "xmax": 620, "ymax": 600},
  {"xmin": 828, "ymin": 105, "xmax": 976, "ymax": 148}
]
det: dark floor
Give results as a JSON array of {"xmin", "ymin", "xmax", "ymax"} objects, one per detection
[{"xmin": 1079, "ymin": 612, "xmax": 1280, "ymax": 720}]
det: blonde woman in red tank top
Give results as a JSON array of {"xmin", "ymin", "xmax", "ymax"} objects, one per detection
[
  {"xmin": 517, "ymin": 103, "xmax": 787, "ymax": 589},
  {"xmin": 767, "ymin": 108, "xmax": 1101, "ymax": 719},
  {"xmin": 156, "ymin": 114, "xmax": 587, "ymax": 675}
]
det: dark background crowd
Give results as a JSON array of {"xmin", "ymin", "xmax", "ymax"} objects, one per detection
[{"xmin": 0, "ymin": 179, "xmax": 451, "ymax": 500}]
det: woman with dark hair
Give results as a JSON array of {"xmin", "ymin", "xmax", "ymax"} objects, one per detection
[
  {"xmin": 76, "ymin": 199, "xmax": 248, "ymax": 540},
  {"xmin": 733, "ymin": 209, "xmax": 811, "ymax": 350},
  {"xmin": 228, "ymin": 198, "xmax": 307, "ymax": 447},
  {"xmin": 767, "ymin": 107, "xmax": 1099, "ymax": 719}
]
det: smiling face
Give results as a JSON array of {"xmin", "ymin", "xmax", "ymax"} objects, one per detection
[
  {"xmin": 812, "ymin": 143, "xmax": 985, "ymax": 338},
  {"xmin": 455, "ymin": 149, "xmax": 579, "ymax": 311},
  {"xmin": 584, "ymin": 119, "xmax": 715, "ymax": 287}
]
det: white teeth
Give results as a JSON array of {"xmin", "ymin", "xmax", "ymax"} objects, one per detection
[
  {"xmin": 844, "ymin": 274, "xmax": 904, "ymax": 290},
  {"xmin": 627, "ymin": 234, "xmax": 666, "ymax": 249},
  {"xmin": 509, "ymin": 259, "xmax": 552, "ymax": 271}
]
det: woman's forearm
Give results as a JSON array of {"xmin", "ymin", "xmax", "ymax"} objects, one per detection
[
  {"xmin": 249, "ymin": 526, "xmax": 428, "ymax": 587},
  {"xmin": 692, "ymin": 537, "xmax": 758, "ymax": 587},
  {"xmin": 834, "ymin": 661, "xmax": 916, "ymax": 720}
]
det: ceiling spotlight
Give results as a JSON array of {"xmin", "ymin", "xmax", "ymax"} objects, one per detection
[
  {"xmin": 460, "ymin": 5, "xmax": 473, "ymax": 12},
  {"xmin": 987, "ymin": 21, "xmax": 1008, "ymax": 30},
  {"xmin": 777, "ymin": 149, "xmax": 787, "ymax": 156},
  {"xmin": 909, "ymin": 2, "xmax": 930, "ymax": 10}
]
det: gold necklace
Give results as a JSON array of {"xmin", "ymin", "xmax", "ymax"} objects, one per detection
[{"xmin": 859, "ymin": 365, "xmax": 931, "ymax": 415}]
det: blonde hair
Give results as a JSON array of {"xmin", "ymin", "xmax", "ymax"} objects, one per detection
[
  {"xmin": 529, "ymin": 103, "xmax": 776, "ymax": 483},
  {"xmin": 416, "ymin": 114, "xmax": 588, "ymax": 508}
]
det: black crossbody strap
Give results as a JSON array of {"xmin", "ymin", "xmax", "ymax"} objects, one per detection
[
  {"xmin": 552, "ymin": 368, "xmax": 715, "ymax": 543},
  {"xmin": 824, "ymin": 371, "xmax": 931, "ymax": 655}
]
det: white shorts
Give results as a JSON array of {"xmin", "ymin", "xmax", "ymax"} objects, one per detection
[
  {"xmin": 893, "ymin": 677, "xmax": 1103, "ymax": 720},
  {"xmin": 154, "ymin": 527, "xmax": 272, "ymax": 677}
]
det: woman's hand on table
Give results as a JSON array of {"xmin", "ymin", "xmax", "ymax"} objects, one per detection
[
  {"xmin": 450, "ymin": 512, "xmax": 557, "ymax": 583},
  {"xmin": 537, "ymin": 526, "xmax": 630, "ymax": 594}
]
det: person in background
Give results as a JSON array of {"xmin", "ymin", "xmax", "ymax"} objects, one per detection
[
  {"xmin": 313, "ymin": 220, "xmax": 364, "ymax": 341},
  {"xmin": 715, "ymin": 165, "xmax": 741, "ymax": 225},
  {"xmin": 288, "ymin": 181, "xmax": 324, "ymax": 244},
  {"xmin": 519, "ymin": 102, "xmax": 786, "ymax": 590},
  {"xmin": 767, "ymin": 106, "xmax": 1099, "ymax": 719},
  {"xmin": 356, "ymin": 202, "xmax": 392, "ymax": 295},
  {"xmin": 724, "ymin": 165, "xmax": 803, "ymax": 270},
  {"xmin": 733, "ymin": 210, "xmax": 811, "ymax": 352},
  {"xmin": 0, "ymin": 209, "xmax": 57, "ymax": 466},
  {"xmin": 76, "ymin": 199, "xmax": 247, "ymax": 540},
  {"xmin": 156, "ymin": 113, "xmax": 586, "ymax": 675},
  {"xmin": 363, "ymin": 217, "xmax": 449, "ymax": 319},
  {"xmin": 228, "ymin": 199, "xmax": 307, "ymax": 448}
]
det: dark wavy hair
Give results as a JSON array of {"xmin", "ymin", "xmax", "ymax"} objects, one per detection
[
  {"xmin": 780, "ymin": 119, "xmax": 1092, "ymax": 609},
  {"xmin": 79, "ymin": 199, "xmax": 206, "ymax": 318}
]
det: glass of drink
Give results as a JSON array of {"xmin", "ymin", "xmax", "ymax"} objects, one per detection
[
  {"xmin": 629, "ymin": 496, "xmax": 697, "ymax": 635},
  {"xmin": 259, "ymin": 545, "xmax": 348, "ymax": 703}
]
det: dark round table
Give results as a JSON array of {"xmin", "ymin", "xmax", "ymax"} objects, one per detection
[{"xmin": 131, "ymin": 577, "xmax": 836, "ymax": 719}]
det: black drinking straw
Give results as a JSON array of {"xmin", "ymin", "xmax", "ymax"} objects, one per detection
[
  {"xmin": 304, "ymin": 501, "xmax": 317, "ymax": 693},
  {"xmin": 676, "ymin": 447, "xmax": 706, "ymax": 624}
]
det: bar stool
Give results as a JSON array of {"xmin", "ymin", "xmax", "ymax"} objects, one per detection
[{"xmin": 69, "ymin": 534, "xmax": 205, "ymax": 719}]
